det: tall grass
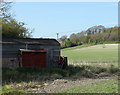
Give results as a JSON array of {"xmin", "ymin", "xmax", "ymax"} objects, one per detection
[
  {"xmin": 3, "ymin": 63, "xmax": 118, "ymax": 85},
  {"xmin": 2, "ymin": 63, "xmax": 119, "ymax": 94},
  {"xmin": 2, "ymin": 67, "xmax": 67, "ymax": 85},
  {"xmin": 68, "ymin": 63, "xmax": 118, "ymax": 75}
]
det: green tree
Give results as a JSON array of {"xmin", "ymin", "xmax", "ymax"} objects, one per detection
[
  {"xmin": 70, "ymin": 33, "xmax": 80, "ymax": 45},
  {"xmin": 1, "ymin": 0, "xmax": 33, "ymax": 38},
  {"xmin": 64, "ymin": 39, "xmax": 72, "ymax": 47},
  {"xmin": 2, "ymin": 18, "xmax": 32, "ymax": 38}
]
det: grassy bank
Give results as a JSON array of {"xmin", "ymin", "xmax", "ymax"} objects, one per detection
[
  {"xmin": 104, "ymin": 41, "xmax": 119, "ymax": 44},
  {"xmin": 2, "ymin": 63, "xmax": 118, "ymax": 84},
  {"xmin": 61, "ymin": 44, "xmax": 93, "ymax": 51},
  {"xmin": 2, "ymin": 67, "xmax": 67, "ymax": 84},
  {"xmin": 59, "ymin": 79, "xmax": 118, "ymax": 93}
]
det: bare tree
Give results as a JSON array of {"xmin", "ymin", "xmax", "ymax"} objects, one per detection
[
  {"xmin": 60, "ymin": 35, "xmax": 67, "ymax": 42},
  {"xmin": 0, "ymin": 0, "xmax": 13, "ymax": 18}
]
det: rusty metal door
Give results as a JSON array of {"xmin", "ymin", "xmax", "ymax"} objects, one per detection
[{"xmin": 21, "ymin": 52, "xmax": 46, "ymax": 68}]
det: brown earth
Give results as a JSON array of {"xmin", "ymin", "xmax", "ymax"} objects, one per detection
[{"xmin": 25, "ymin": 74, "xmax": 118, "ymax": 93}]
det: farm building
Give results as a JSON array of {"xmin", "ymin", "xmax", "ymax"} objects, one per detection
[{"xmin": 1, "ymin": 38, "xmax": 61, "ymax": 68}]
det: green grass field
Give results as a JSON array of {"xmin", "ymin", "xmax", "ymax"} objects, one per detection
[
  {"xmin": 59, "ymin": 79, "xmax": 118, "ymax": 93},
  {"xmin": 61, "ymin": 44, "xmax": 118, "ymax": 64}
]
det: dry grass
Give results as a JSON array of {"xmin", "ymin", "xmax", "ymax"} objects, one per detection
[{"xmin": 2, "ymin": 63, "xmax": 119, "ymax": 93}]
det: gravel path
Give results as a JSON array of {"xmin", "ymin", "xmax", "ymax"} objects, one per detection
[{"xmin": 35, "ymin": 78, "xmax": 111, "ymax": 93}]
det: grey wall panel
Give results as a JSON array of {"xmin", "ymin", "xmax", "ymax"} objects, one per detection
[
  {"xmin": 2, "ymin": 44, "xmax": 26, "ymax": 58},
  {"xmin": 28, "ymin": 45, "xmax": 41, "ymax": 50},
  {"xmin": 2, "ymin": 44, "xmax": 60, "ymax": 68}
]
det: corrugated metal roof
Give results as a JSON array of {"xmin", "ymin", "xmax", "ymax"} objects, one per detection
[{"xmin": 1, "ymin": 38, "xmax": 60, "ymax": 46}]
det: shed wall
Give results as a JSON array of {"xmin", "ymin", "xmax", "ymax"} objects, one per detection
[{"xmin": 2, "ymin": 44, "xmax": 60, "ymax": 68}]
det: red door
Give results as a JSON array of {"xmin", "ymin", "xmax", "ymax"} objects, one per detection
[{"xmin": 21, "ymin": 52, "xmax": 46, "ymax": 68}]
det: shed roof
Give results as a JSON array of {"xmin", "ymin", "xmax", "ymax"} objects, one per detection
[
  {"xmin": 19, "ymin": 49, "xmax": 46, "ymax": 53},
  {"xmin": 1, "ymin": 38, "xmax": 60, "ymax": 46}
]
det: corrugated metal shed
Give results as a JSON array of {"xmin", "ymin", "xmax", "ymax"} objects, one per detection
[{"xmin": 2, "ymin": 38, "xmax": 60, "ymax": 68}]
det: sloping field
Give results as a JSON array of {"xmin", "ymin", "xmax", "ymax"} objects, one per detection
[{"xmin": 61, "ymin": 44, "xmax": 118, "ymax": 64}]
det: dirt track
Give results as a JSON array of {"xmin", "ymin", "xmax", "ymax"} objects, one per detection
[
  {"xmin": 31, "ymin": 76, "xmax": 117, "ymax": 93},
  {"xmin": 36, "ymin": 78, "xmax": 104, "ymax": 93}
]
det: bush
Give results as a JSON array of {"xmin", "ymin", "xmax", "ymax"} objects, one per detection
[
  {"xmin": 109, "ymin": 64, "xmax": 118, "ymax": 74},
  {"xmin": 64, "ymin": 39, "xmax": 72, "ymax": 47}
]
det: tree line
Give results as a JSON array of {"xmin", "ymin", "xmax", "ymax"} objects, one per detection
[{"xmin": 59, "ymin": 25, "xmax": 119, "ymax": 48}]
